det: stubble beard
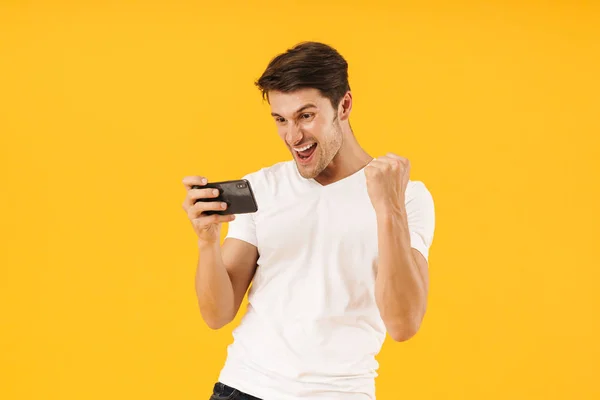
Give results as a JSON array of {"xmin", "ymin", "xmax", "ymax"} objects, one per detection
[{"xmin": 297, "ymin": 120, "xmax": 343, "ymax": 180}]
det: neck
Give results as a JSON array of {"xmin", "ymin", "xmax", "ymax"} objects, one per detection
[{"xmin": 314, "ymin": 126, "xmax": 373, "ymax": 186}]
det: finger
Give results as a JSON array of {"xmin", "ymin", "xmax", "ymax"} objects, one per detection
[
  {"xmin": 188, "ymin": 190, "xmax": 217, "ymax": 208},
  {"xmin": 386, "ymin": 153, "xmax": 409, "ymax": 165},
  {"xmin": 189, "ymin": 201, "xmax": 227, "ymax": 218},
  {"xmin": 378, "ymin": 155, "xmax": 399, "ymax": 163},
  {"xmin": 194, "ymin": 213, "xmax": 236, "ymax": 225},
  {"xmin": 365, "ymin": 161, "xmax": 385, "ymax": 176},
  {"xmin": 182, "ymin": 176, "xmax": 208, "ymax": 190},
  {"xmin": 182, "ymin": 188, "xmax": 220, "ymax": 210},
  {"xmin": 370, "ymin": 158, "xmax": 393, "ymax": 169},
  {"xmin": 367, "ymin": 158, "xmax": 401, "ymax": 177},
  {"xmin": 368, "ymin": 159, "xmax": 387, "ymax": 168},
  {"xmin": 379, "ymin": 155, "xmax": 405, "ymax": 170},
  {"xmin": 189, "ymin": 188, "xmax": 221, "ymax": 202}
]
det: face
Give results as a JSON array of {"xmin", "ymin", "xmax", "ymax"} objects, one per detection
[{"xmin": 268, "ymin": 88, "xmax": 344, "ymax": 180}]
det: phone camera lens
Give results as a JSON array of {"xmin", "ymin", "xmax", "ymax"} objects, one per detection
[{"xmin": 237, "ymin": 183, "xmax": 246, "ymax": 188}]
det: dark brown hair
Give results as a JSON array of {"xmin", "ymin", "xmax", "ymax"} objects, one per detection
[{"xmin": 255, "ymin": 41, "xmax": 351, "ymax": 110}]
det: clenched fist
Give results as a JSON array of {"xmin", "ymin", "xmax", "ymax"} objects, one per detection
[
  {"xmin": 365, "ymin": 153, "xmax": 410, "ymax": 216},
  {"xmin": 181, "ymin": 176, "xmax": 236, "ymax": 245}
]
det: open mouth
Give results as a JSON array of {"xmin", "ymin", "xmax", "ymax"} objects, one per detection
[{"xmin": 294, "ymin": 142, "xmax": 317, "ymax": 163}]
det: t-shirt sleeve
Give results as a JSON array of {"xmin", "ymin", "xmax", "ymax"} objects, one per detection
[
  {"xmin": 225, "ymin": 210, "xmax": 257, "ymax": 247},
  {"xmin": 405, "ymin": 181, "xmax": 436, "ymax": 263},
  {"xmin": 224, "ymin": 174, "xmax": 258, "ymax": 247}
]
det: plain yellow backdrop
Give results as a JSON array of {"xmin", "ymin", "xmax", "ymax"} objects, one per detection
[{"xmin": 1, "ymin": 1, "xmax": 599, "ymax": 399}]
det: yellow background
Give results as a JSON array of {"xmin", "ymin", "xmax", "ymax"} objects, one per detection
[{"xmin": 1, "ymin": 1, "xmax": 599, "ymax": 399}]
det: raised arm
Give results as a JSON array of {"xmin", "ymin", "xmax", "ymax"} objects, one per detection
[{"xmin": 182, "ymin": 175, "xmax": 259, "ymax": 329}]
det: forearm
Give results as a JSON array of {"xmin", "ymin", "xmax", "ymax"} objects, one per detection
[
  {"xmin": 375, "ymin": 211, "xmax": 427, "ymax": 341},
  {"xmin": 195, "ymin": 240, "xmax": 235, "ymax": 329}
]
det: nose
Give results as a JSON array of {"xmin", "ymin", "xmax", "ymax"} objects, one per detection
[{"xmin": 285, "ymin": 121, "xmax": 303, "ymax": 146}]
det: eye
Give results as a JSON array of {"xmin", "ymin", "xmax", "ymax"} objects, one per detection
[
  {"xmin": 274, "ymin": 117, "xmax": 286, "ymax": 124},
  {"xmin": 300, "ymin": 113, "xmax": 314, "ymax": 120}
]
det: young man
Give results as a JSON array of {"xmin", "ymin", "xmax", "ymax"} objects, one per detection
[{"xmin": 182, "ymin": 42, "xmax": 435, "ymax": 400}]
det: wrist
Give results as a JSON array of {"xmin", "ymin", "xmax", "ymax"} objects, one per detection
[
  {"xmin": 198, "ymin": 238, "xmax": 220, "ymax": 251},
  {"xmin": 376, "ymin": 206, "xmax": 411, "ymax": 247},
  {"xmin": 375, "ymin": 202, "xmax": 406, "ymax": 222}
]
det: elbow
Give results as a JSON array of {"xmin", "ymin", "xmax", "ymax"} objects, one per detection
[
  {"xmin": 203, "ymin": 314, "xmax": 233, "ymax": 330},
  {"xmin": 199, "ymin": 305, "xmax": 234, "ymax": 330},
  {"xmin": 385, "ymin": 316, "xmax": 423, "ymax": 342},
  {"xmin": 388, "ymin": 325, "xmax": 420, "ymax": 342},
  {"xmin": 206, "ymin": 319, "xmax": 229, "ymax": 330}
]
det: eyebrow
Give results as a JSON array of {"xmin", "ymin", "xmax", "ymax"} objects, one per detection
[{"xmin": 271, "ymin": 103, "xmax": 317, "ymax": 118}]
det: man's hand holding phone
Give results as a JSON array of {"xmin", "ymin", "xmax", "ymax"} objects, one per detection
[
  {"xmin": 182, "ymin": 176, "xmax": 235, "ymax": 246},
  {"xmin": 182, "ymin": 176, "xmax": 258, "ymax": 246}
]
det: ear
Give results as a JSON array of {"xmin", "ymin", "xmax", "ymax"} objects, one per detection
[{"xmin": 338, "ymin": 91, "xmax": 352, "ymax": 121}]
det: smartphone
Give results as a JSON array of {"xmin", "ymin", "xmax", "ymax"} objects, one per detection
[{"xmin": 192, "ymin": 179, "xmax": 258, "ymax": 216}]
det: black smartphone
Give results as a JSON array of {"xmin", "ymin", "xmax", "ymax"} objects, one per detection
[{"xmin": 192, "ymin": 179, "xmax": 258, "ymax": 216}]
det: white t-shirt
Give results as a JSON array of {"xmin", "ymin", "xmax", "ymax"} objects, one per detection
[{"xmin": 217, "ymin": 160, "xmax": 435, "ymax": 400}]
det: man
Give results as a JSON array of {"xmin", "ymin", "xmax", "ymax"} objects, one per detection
[{"xmin": 181, "ymin": 42, "xmax": 435, "ymax": 400}]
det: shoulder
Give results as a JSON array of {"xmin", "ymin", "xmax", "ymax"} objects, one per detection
[
  {"xmin": 405, "ymin": 180, "xmax": 435, "ymax": 213},
  {"xmin": 242, "ymin": 160, "xmax": 295, "ymax": 185},
  {"xmin": 404, "ymin": 180, "xmax": 436, "ymax": 260},
  {"xmin": 407, "ymin": 180, "xmax": 433, "ymax": 199},
  {"xmin": 240, "ymin": 160, "xmax": 296, "ymax": 198}
]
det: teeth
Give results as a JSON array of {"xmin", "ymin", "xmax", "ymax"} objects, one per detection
[{"xmin": 294, "ymin": 143, "xmax": 315, "ymax": 152}]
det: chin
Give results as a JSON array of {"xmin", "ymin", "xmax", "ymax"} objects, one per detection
[
  {"xmin": 295, "ymin": 161, "xmax": 322, "ymax": 180},
  {"xmin": 293, "ymin": 147, "xmax": 326, "ymax": 180},
  {"xmin": 296, "ymin": 164, "xmax": 316, "ymax": 179}
]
